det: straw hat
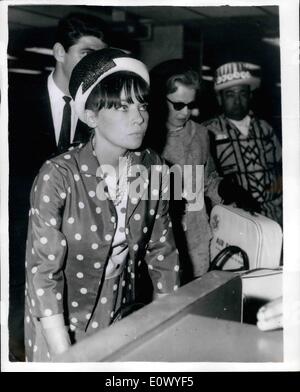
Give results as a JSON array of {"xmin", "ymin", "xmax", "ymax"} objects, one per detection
[{"xmin": 214, "ymin": 62, "xmax": 260, "ymax": 91}]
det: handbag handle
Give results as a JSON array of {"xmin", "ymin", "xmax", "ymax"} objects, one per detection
[
  {"xmin": 209, "ymin": 245, "xmax": 249, "ymax": 272},
  {"xmin": 111, "ymin": 302, "xmax": 145, "ymax": 324}
]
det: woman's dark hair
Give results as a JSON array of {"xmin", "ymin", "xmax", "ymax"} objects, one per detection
[
  {"xmin": 85, "ymin": 71, "xmax": 149, "ymax": 112},
  {"xmin": 55, "ymin": 13, "xmax": 108, "ymax": 51}
]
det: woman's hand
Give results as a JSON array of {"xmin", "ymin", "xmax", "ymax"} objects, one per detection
[
  {"xmin": 40, "ymin": 314, "xmax": 71, "ymax": 357},
  {"xmin": 256, "ymin": 297, "xmax": 283, "ymax": 331}
]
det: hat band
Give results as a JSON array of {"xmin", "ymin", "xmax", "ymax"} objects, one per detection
[
  {"xmin": 74, "ymin": 56, "xmax": 149, "ymax": 123},
  {"xmin": 216, "ymin": 70, "xmax": 251, "ymax": 86}
]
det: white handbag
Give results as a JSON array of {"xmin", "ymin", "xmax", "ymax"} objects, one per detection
[{"xmin": 210, "ymin": 205, "xmax": 283, "ymax": 270}]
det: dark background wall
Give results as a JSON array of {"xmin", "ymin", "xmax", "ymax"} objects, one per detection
[{"xmin": 7, "ymin": 4, "xmax": 281, "ymax": 138}]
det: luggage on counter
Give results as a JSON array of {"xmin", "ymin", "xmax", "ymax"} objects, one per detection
[{"xmin": 210, "ymin": 205, "xmax": 283, "ymax": 270}]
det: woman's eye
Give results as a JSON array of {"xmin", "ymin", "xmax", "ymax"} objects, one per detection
[
  {"xmin": 117, "ymin": 104, "xmax": 128, "ymax": 111},
  {"xmin": 139, "ymin": 104, "xmax": 148, "ymax": 111}
]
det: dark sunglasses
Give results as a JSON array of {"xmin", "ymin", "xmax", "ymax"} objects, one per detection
[{"xmin": 166, "ymin": 97, "xmax": 197, "ymax": 111}]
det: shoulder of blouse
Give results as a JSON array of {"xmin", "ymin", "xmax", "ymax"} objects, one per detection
[
  {"xmin": 49, "ymin": 143, "xmax": 88, "ymax": 170},
  {"xmin": 189, "ymin": 120, "xmax": 210, "ymax": 143},
  {"xmin": 136, "ymin": 147, "xmax": 164, "ymax": 166}
]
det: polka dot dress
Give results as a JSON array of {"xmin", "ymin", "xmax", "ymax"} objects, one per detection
[{"xmin": 24, "ymin": 140, "xmax": 180, "ymax": 362}]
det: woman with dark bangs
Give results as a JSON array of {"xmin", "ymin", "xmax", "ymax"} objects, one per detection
[{"xmin": 24, "ymin": 49, "xmax": 180, "ymax": 362}]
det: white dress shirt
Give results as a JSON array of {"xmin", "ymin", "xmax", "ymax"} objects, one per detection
[
  {"xmin": 228, "ymin": 115, "xmax": 251, "ymax": 137},
  {"xmin": 47, "ymin": 72, "xmax": 78, "ymax": 145}
]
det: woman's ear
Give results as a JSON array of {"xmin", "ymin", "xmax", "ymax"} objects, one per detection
[
  {"xmin": 53, "ymin": 42, "xmax": 66, "ymax": 63},
  {"xmin": 85, "ymin": 110, "xmax": 98, "ymax": 128}
]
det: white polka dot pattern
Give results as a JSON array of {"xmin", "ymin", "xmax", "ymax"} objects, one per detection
[
  {"xmin": 36, "ymin": 288, "xmax": 44, "ymax": 296},
  {"xmin": 50, "ymin": 218, "xmax": 57, "ymax": 226},
  {"xmin": 131, "ymin": 197, "xmax": 138, "ymax": 205},
  {"xmin": 24, "ymin": 150, "xmax": 180, "ymax": 349},
  {"xmin": 44, "ymin": 309, "xmax": 52, "ymax": 316}
]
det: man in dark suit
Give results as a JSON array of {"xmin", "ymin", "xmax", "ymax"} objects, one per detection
[{"xmin": 8, "ymin": 13, "xmax": 109, "ymax": 361}]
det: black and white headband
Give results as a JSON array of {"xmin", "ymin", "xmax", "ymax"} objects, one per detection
[{"xmin": 69, "ymin": 48, "xmax": 150, "ymax": 122}]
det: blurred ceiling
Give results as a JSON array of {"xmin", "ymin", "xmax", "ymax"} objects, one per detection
[{"xmin": 7, "ymin": 4, "xmax": 280, "ymax": 80}]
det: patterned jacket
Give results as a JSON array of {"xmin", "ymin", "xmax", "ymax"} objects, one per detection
[
  {"xmin": 203, "ymin": 113, "xmax": 282, "ymax": 224},
  {"xmin": 25, "ymin": 138, "xmax": 180, "ymax": 332}
]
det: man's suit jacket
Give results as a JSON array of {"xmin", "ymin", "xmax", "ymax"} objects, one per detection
[
  {"xmin": 9, "ymin": 74, "xmax": 91, "ymax": 180},
  {"xmin": 8, "ymin": 73, "xmax": 93, "ymax": 291}
]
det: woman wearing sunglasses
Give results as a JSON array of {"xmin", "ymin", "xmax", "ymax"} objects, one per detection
[{"xmin": 145, "ymin": 59, "xmax": 224, "ymax": 283}]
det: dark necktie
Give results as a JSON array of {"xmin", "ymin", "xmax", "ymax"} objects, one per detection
[{"xmin": 57, "ymin": 96, "xmax": 72, "ymax": 153}]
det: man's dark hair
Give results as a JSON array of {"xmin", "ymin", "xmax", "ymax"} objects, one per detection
[{"xmin": 55, "ymin": 13, "xmax": 109, "ymax": 51}]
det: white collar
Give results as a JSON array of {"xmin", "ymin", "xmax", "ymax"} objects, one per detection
[
  {"xmin": 228, "ymin": 115, "xmax": 251, "ymax": 137},
  {"xmin": 48, "ymin": 71, "xmax": 68, "ymax": 101}
]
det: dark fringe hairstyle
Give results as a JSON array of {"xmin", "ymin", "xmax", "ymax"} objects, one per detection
[{"xmin": 85, "ymin": 71, "xmax": 149, "ymax": 112}]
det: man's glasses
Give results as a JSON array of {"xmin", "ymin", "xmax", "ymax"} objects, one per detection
[{"xmin": 166, "ymin": 97, "xmax": 197, "ymax": 111}]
